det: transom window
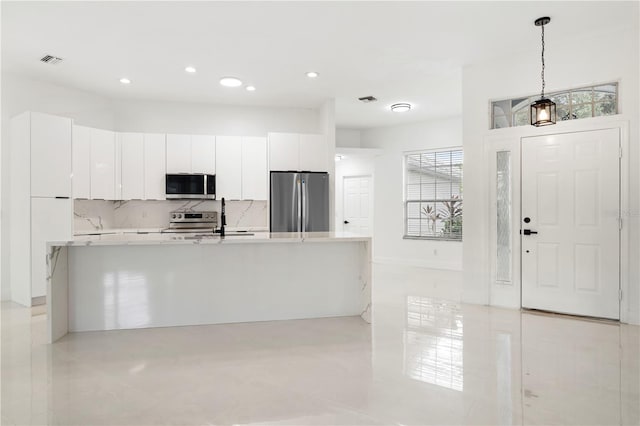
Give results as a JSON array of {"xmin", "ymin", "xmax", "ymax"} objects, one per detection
[
  {"xmin": 491, "ymin": 82, "xmax": 618, "ymax": 129},
  {"xmin": 404, "ymin": 149, "xmax": 463, "ymax": 241}
]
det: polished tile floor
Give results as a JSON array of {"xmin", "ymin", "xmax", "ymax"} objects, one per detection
[{"xmin": 1, "ymin": 266, "xmax": 639, "ymax": 425}]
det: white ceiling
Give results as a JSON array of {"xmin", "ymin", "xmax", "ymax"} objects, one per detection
[{"xmin": 2, "ymin": 1, "xmax": 636, "ymax": 129}]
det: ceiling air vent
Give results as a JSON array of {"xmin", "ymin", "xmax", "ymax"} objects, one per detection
[
  {"xmin": 358, "ymin": 96, "xmax": 377, "ymax": 103},
  {"xmin": 40, "ymin": 55, "xmax": 63, "ymax": 65}
]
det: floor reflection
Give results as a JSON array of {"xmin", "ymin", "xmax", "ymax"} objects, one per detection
[
  {"xmin": 404, "ymin": 296, "xmax": 464, "ymax": 391},
  {"xmin": 1, "ymin": 279, "xmax": 639, "ymax": 425}
]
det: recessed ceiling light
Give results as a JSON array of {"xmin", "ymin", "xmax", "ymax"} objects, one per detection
[
  {"xmin": 306, "ymin": 71, "xmax": 319, "ymax": 78},
  {"xmin": 220, "ymin": 77, "xmax": 243, "ymax": 87},
  {"xmin": 185, "ymin": 66, "xmax": 196, "ymax": 73},
  {"xmin": 246, "ymin": 85, "xmax": 256, "ymax": 92},
  {"xmin": 390, "ymin": 103, "xmax": 412, "ymax": 113},
  {"xmin": 119, "ymin": 78, "xmax": 131, "ymax": 84}
]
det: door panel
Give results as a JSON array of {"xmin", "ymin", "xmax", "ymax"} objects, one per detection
[
  {"xmin": 343, "ymin": 176, "xmax": 372, "ymax": 235},
  {"xmin": 521, "ymin": 129, "xmax": 620, "ymax": 319},
  {"xmin": 270, "ymin": 172, "xmax": 300, "ymax": 232},
  {"xmin": 302, "ymin": 173, "xmax": 329, "ymax": 232}
]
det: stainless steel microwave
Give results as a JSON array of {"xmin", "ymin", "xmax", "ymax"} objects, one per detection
[{"xmin": 165, "ymin": 174, "xmax": 216, "ymax": 199}]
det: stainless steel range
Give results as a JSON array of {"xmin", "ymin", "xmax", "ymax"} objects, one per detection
[{"xmin": 161, "ymin": 211, "xmax": 218, "ymax": 233}]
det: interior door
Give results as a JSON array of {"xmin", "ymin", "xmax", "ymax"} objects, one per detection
[
  {"xmin": 343, "ymin": 176, "xmax": 372, "ymax": 235},
  {"xmin": 521, "ymin": 129, "xmax": 620, "ymax": 319}
]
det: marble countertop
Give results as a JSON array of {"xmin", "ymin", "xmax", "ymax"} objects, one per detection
[
  {"xmin": 73, "ymin": 226, "xmax": 269, "ymax": 236},
  {"xmin": 51, "ymin": 231, "xmax": 371, "ymax": 247}
]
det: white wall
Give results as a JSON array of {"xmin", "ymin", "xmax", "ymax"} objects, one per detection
[
  {"xmin": 462, "ymin": 24, "xmax": 640, "ymax": 323},
  {"xmin": 360, "ymin": 117, "xmax": 463, "ymax": 271},
  {"xmin": 0, "ymin": 73, "xmax": 330, "ymax": 300},
  {"xmin": 336, "ymin": 128, "xmax": 362, "ymax": 148},
  {"xmin": 111, "ymin": 98, "xmax": 320, "ymax": 136}
]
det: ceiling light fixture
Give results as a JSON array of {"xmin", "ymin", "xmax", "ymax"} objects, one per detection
[
  {"xmin": 306, "ymin": 71, "xmax": 319, "ymax": 78},
  {"xmin": 220, "ymin": 77, "xmax": 243, "ymax": 87},
  {"xmin": 531, "ymin": 16, "xmax": 556, "ymax": 126},
  {"xmin": 185, "ymin": 66, "xmax": 197, "ymax": 73},
  {"xmin": 390, "ymin": 103, "xmax": 411, "ymax": 113},
  {"xmin": 119, "ymin": 78, "xmax": 131, "ymax": 84},
  {"xmin": 246, "ymin": 85, "xmax": 256, "ymax": 92}
]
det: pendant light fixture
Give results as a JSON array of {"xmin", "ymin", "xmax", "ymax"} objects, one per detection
[{"xmin": 531, "ymin": 16, "xmax": 556, "ymax": 126}]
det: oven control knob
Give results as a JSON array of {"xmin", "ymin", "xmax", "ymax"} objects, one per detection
[
  {"xmin": 177, "ymin": 214, "xmax": 182, "ymax": 219},
  {"xmin": 171, "ymin": 214, "xmax": 176, "ymax": 219}
]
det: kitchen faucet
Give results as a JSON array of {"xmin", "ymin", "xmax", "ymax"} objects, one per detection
[{"xmin": 220, "ymin": 197, "xmax": 226, "ymax": 237}]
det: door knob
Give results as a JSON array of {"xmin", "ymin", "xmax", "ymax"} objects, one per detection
[
  {"xmin": 521, "ymin": 229, "xmax": 538, "ymax": 235},
  {"xmin": 344, "ymin": 220, "xmax": 350, "ymax": 224}
]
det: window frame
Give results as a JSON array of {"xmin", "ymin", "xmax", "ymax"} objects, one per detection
[
  {"xmin": 490, "ymin": 82, "xmax": 619, "ymax": 130},
  {"xmin": 403, "ymin": 147, "xmax": 463, "ymax": 242}
]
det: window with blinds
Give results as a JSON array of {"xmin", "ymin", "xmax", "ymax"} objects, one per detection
[{"xmin": 404, "ymin": 149, "xmax": 463, "ymax": 240}]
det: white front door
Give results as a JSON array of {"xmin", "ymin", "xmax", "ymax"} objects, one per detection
[
  {"xmin": 343, "ymin": 176, "xmax": 372, "ymax": 235},
  {"xmin": 521, "ymin": 129, "xmax": 620, "ymax": 319}
]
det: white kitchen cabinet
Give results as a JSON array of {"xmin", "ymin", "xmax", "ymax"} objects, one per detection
[
  {"xmin": 191, "ymin": 135, "xmax": 216, "ymax": 174},
  {"xmin": 268, "ymin": 133, "xmax": 299, "ymax": 171},
  {"xmin": 31, "ymin": 112, "xmax": 72, "ymax": 198},
  {"xmin": 215, "ymin": 136, "xmax": 242, "ymax": 200},
  {"xmin": 167, "ymin": 134, "xmax": 216, "ymax": 174},
  {"xmin": 90, "ymin": 128, "xmax": 116, "ymax": 200},
  {"xmin": 120, "ymin": 133, "xmax": 145, "ymax": 200},
  {"xmin": 31, "ymin": 197, "xmax": 72, "ymax": 298},
  {"xmin": 166, "ymin": 134, "xmax": 191, "ymax": 173},
  {"xmin": 299, "ymin": 134, "xmax": 328, "ymax": 172},
  {"xmin": 144, "ymin": 133, "xmax": 166, "ymax": 200},
  {"xmin": 241, "ymin": 137, "xmax": 268, "ymax": 200},
  {"xmin": 72, "ymin": 125, "xmax": 91, "ymax": 199}
]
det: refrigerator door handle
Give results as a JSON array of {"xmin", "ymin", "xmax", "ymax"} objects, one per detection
[
  {"xmin": 302, "ymin": 179, "xmax": 307, "ymax": 233},
  {"xmin": 297, "ymin": 178, "xmax": 302, "ymax": 232}
]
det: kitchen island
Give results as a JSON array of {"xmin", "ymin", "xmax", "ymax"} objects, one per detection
[{"xmin": 46, "ymin": 232, "xmax": 371, "ymax": 343}]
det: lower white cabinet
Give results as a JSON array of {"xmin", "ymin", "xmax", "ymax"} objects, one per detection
[
  {"xmin": 241, "ymin": 137, "xmax": 268, "ymax": 200},
  {"xmin": 144, "ymin": 133, "xmax": 166, "ymax": 200},
  {"xmin": 215, "ymin": 136, "xmax": 242, "ymax": 200},
  {"xmin": 31, "ymin": 197, "xmax": 72, "ymax": 298}
]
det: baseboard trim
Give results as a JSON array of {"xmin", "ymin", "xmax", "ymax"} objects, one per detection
[
  {"xmin": 32, "ymin": 296, "xmax": 46, "ymax": 306},
  {"xmin": 373, "ymin": 256, "xmax": 462, "ymax": 271}
]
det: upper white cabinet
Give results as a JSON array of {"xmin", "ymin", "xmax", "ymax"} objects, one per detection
[
  {"xmin": 72, "ymin": 125, "xmax": 91, "ymax": 199},
  {"xmin": 144, "ymin": 133, "xmax": 166, "ymax": 200},
  {"xmin": 268, "ymin": 132, "xmax": 328, "ymax": 172},
  {"xmin": 241, "ymin": 137, "xmax": 268, "ymax": 200},
  {"xmin": 166, "ymin": 134, "xmax": 191, "ymax": 173},
  {"xmin": 268, "ymin": 133, "xmax": 299, "ymax": 171},
  {"xmin": 191, "ymin": 135, "xmax": 216, "ymax": 174},
  {"xmin": 119, "ymin": 133, "xmax": 145, "ymax": 200},
  {"xmin": 299, "ymin": 134, "xmax": 328, "ymax": 172},
  {"xmin": 215, "ymin": 136, "xmax": 242, "ymax": 200},
  {"xmin": 90, "ymin": 128, "xmax": 116, "ymax": 200},
  {"xmin": 31, "ymin": 112, "xmax": 72, "ymax": 198},
  {"xmin": 166, "ymin": 134, "xmax": 216, "ymax": 174}
]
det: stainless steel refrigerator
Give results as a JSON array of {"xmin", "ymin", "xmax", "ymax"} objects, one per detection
[{"xmin": 270, "ymin": 171, "xmax": 329, "ymax": 232}]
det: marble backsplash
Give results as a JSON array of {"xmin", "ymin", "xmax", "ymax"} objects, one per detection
[{"xmin": 74, "ymin": 199, "xmax": 268, "ymax": 232}]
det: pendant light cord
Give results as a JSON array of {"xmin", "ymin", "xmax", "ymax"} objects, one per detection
[{"xmin": 541, "ymin": 23, "xmax": 546, "ymax": 99}]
